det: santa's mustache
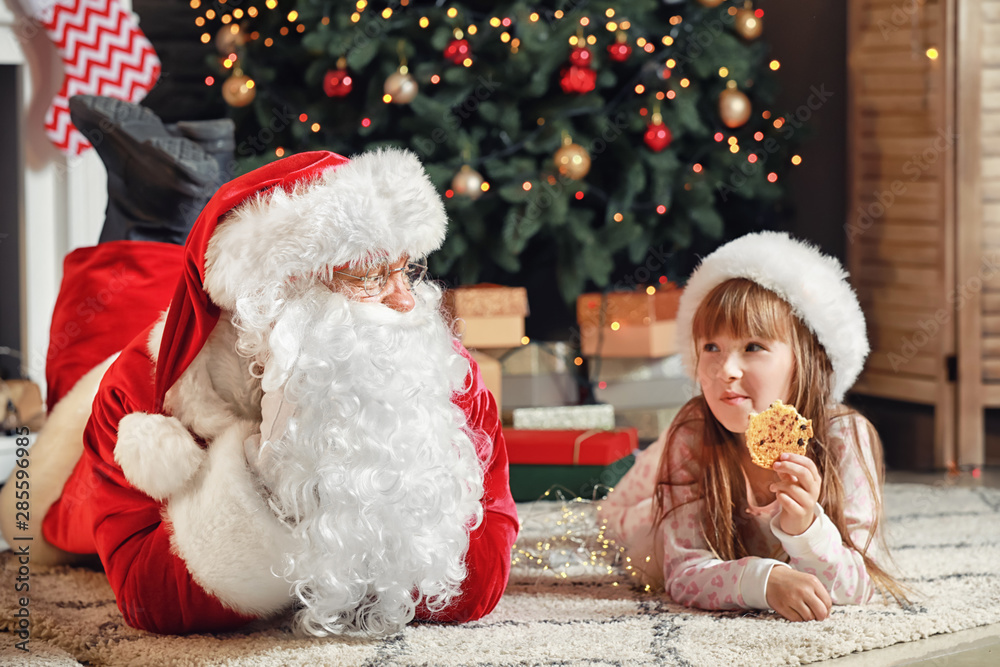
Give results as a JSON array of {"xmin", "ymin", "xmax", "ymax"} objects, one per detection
[{"xmin": 255, "ymin": 283, "xmax": 469, "ymax": 418}]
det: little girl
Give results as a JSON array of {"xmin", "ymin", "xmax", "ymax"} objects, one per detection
[{"xmin": 599, "ymin": 232, "xmax": 907, "ymax": 622}]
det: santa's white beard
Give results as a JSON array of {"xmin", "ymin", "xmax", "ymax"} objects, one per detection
[{"xmin": 234, "ymin": 282, "xmax": 486, "ymax": 636}]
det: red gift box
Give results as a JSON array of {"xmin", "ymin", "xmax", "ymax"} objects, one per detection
[{"xmin": 503, "ymin": 427, "xmax": 638, "ymax": 466}]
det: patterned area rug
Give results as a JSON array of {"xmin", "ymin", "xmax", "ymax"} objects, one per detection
[{"xmin": 1, "ymin": 483, "xmax": 998, "ymax": 666}]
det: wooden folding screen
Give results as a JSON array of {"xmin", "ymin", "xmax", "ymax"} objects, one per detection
[{"xmin": 847, "ymin": 0, "xmax": 997, "ymax": 468}]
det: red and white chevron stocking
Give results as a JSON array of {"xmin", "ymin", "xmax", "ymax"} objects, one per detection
[{"xmin": 21, "ymin": 0, "xmax": 161, "ymax": 155}]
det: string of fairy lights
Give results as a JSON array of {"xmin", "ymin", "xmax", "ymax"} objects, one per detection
[
  {"xmin": 190, "ymin": 0, "xmax": 805, "ymax": 197},
  {"xmin": 511, "ymin": 492, "xmax": 655, "ymax": 591}
]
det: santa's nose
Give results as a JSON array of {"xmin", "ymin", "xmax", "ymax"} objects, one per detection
[{"xmin": 381, "ymin": 274, "xmax": 416, "ymax": 313}]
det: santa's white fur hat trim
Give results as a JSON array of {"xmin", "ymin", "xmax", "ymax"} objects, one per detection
[
  {"xmin": 203, "ymin": 148, "xmax": 446, "ymax": 310},
  {"xmin": 676, "ymin": 231, "xmax": 869, "ymax": 403}
]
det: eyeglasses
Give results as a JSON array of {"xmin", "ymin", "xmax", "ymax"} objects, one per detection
[{"xmin": 329, "ymin": 259, "xmax": 428, "ymax": 297}]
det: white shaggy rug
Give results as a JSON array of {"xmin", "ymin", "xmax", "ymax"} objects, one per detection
[{"xmin": 1, "ymin": 483, "xmax": 998, "ymax": 666}]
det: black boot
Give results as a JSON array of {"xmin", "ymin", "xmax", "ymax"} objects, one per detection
[
  {"xmin": 167, "ymin": 118, "xmax": 237, "ymax": 186},
  {"xmin": 68, "ymin": 95, "xmax": 220, "ymax": 245}
]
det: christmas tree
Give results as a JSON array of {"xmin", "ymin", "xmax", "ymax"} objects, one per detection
[{"xmin": 196, "ymin": 0, "xmax": 800, "ymax": 303}]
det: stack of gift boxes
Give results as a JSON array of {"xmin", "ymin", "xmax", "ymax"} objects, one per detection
[
  {"xmin": 446, "ymin": 283, "xmax": 696, "ymax": 502},
  {"xmin": 488, "ymin": 341, "xmax": 578, "ymax": 418},
  {"xmin": 443, "ymin": 284, "xmax": 532, "ymax": 411},
  {"xmin": 577, "ymin": 285, "xmax": 698, "ymax": 441},
  {"xmin": 504, "ymin": 404, "xmax": 637, "ymax": 502}
]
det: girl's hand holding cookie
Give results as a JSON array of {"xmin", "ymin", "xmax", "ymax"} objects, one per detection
[{"xmin": 770, "ymin": 452, "xmax": 822, "ymax": 536}]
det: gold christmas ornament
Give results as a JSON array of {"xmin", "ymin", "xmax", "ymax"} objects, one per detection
[
  {"xmin": 222, "ymin": 73, "xmax": 255, "ymax": 107},
  {"xmin": 384, "ymin": 69, "xmax": 418, "ymax": 104},
  {"xmin": 554, "ymin": 139, "xmax": 591, "ymax": 180},
  {"xmin": 215, "ymin": 23, "xmax": 246, "ymax": 54},
  {"xmin": 734, "ymin": 8, "xmax": 763, "ymax": 40},
  {"xmin": 719, "ymin": 86, "xmax": 752, "ymax": 128},
  {"xmin": 697, "ymin": 0, "xmax": 727, "ymax": 7},
  {"xmin": 452, "ymin": 165, "xmax": 485, "ymax": 199}
]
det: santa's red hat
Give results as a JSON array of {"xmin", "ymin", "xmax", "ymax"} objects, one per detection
[{"xmin": 153, "ymin": 148, "xmax": 448, "ymax": 410}]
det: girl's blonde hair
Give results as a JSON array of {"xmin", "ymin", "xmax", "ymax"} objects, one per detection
[{"xmin": 654, "ymin": 278, "xmax": 909, "ymax": 603}]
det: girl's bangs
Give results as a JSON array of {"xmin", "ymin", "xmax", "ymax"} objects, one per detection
[{"xmin": 692, "ymin": 278, "xmax": 793, "ymax": 343}]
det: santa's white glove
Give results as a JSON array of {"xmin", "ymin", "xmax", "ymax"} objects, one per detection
[
  {"xmin": 243, "ymin": 348, "xmax": 298, "ymax": 494},
  {"xmin": 243, "ymin": 311, "xmax": 302, "ymax": 489},
  {"xmin": 243, "ymin": 386, "xmax": 295, "ymax": 476}
]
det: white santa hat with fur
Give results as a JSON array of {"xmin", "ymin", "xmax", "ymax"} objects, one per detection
[{"xmin": 675, "ymin": 231, "xmax": 869, "ymax": 404}]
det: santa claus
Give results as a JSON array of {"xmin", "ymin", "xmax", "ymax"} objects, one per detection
[{"xmin": 0, "ymin": 148, "xmax": 519, "ymax": 635}]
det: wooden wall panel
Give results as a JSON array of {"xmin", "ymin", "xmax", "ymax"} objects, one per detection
[
  {"xmin": 861, "ymin": 284, "xmax": 951, "ymax": 307},
  {"xmin": 848, "ymin": 0, "xmax": 955, "ymax": 466},
  {"xmin": 847, "ymin": 0, "xmax": 1000, "ymax": 465},
  {"xmin": 985, "ymin": 360, "xmax": 1000, "ymax": 380},
  {"xmin": 956, "ymin": 0, "xmax": 987, "ymax": 464},
  {"xmin": 980, "ymin": 0, "xmax": 1000, "ymax": 405},
  {"xmin": 857, "ymin": 240, "xmax": 942, "ymax": 265},
  {"xmin": 984, "ymin": 335, "xmax": 1000, "ymax": 356}
]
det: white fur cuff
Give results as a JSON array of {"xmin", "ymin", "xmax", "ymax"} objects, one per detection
[
  {"xmin": 116, "ymin": 413, "xmax": 207, "ymax": 500},
  {"xmin": 165, "ymin": 420, "xmax": 295, "ymax": 617}
]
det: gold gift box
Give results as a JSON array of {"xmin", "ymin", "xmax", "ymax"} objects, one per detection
[
  {"xmin": 576, "ymin": 285, "xmax": 682, "ymax": 327},
  {"xmin": 445, "ymin": 284, "xmax": 529, "ymax": 349},
  {"xmin": 444, "ymin": 284, "xmax": 529, "ymax": 318},
  {"xmin": 577, "ymin": 286, "xmax": 682, "ymax": 358}
]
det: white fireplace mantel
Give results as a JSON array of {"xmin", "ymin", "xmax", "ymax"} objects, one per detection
[{"xmin": 1, "ymin": 0, "xmax": 117, "ymax": 399}]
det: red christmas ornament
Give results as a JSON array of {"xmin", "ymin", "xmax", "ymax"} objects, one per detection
[
  {"xmin": 322, "ymin": 68, "xmax": 353, "ymax": 97},
  {"xmin": 644, "ymin": 121, "xmax": 673, "ymax": 152},
  {"xmin": 569, "ymin": 46, "xmax": 592, "ymax": 66},
  {"xmin": 607, "ymin": 42, "xmax": 632, "ymax": 62},
  {"xmin": 444, "ymin": 38, "xmax": 471, "ymax": 65},
  {"xmin": 559, "ymin": 65, "xmax": 597, "ymax": 94}
]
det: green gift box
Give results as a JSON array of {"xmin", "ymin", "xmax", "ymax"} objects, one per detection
[{"xmin": 503, "ymin": 427, "xmax": 638, "ymax": 501}]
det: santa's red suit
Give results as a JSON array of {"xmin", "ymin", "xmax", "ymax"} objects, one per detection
[{"xmin": 35, "ymin": 151, "xmax": 519, "ymax": 634}]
